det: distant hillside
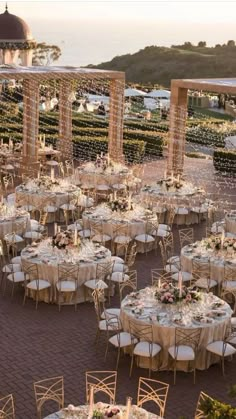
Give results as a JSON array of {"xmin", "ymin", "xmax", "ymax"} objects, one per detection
[{"xmin": 87, "ymin": 42, "xmax": 236, "ymax": 86}]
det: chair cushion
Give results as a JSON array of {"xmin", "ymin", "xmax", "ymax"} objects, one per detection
[
  {"xmin": 165, "ymin": 264, "xmax": 179, "ymax": 274},
  {"xmin": 10, "ymin": 256, "xmax": 21, "ymax": 264},
  {"xmin": 44, "ymin": 205, "xmax": 58, "ymax": 213},
  {"xmin": 56, "ymin": 280, "xmax": 77, "ymax": 292},
  {"xmin": 5, "ymin": 233, "xmax": 24, "ymax": 243},
  {"xmin": 7, "ymin": 271, "xmax": 25, "ymax": 282},
  {"xmin": 99, "ymin": 318, "xmax": 120, "ymax": 331},
  {"xmin": 135, "ymin": 234, "xmax": 154, "ymax": 243},
  {"xmin": 92, "ymin": 234, "xmax": 111, "ymax": 243},
  {"xmin": 112, "ymin": 183, "xmax": 126, "ymax": 190},
  {"xmin": 158, "ymin": 224, "xmax": 170, "ymax": 231},
  {"xmin": 68, "ymin": 223, "xmax": 82, "ymax": 232},
  {"xmin": 3, "ymin": 263, "xmax": 21, "ymax": 273},
  {"xmin": 175, "ymin": 208, "xmax": 189, "ymax": 215},
  {"xmin": 22, "ymin": 204, "xmax": 35, "ymax": 212},
  {"xmin": 224, "ymin": 281, "xmax": 236, "ymax": 290},
  {"xmin": 24, "ymin": 231, "xmax": 42, "ymax": 240},
  {"xmin": 157, "ymin": 229, "xmax": 170, "ymax": 238},
  {"xmin": 168, "ymin": 345, "xmax": 195, "ymax": 361},
  {"xmin": 167, "ymin": 256, "xmax": 180, "ymax": 264},
  {"xmin": 84, "ymin": 279, "xmax": 108, "ymax": 290},
  {"xmin": 113, "ymin": 235, "xmax": 132, "ymax": 244},
  {"xmin": 113, "ymin": 263, "xmax": 127, "ymax": 273},
  {"xmin": 96, "ymin": 185, "xmax": 110, "ymax": 191},
  {"xmin": 27, "ymin": 279, "xmax": 51, "ymax": 290},
  {"xmin": 60, "ymin": 204, "xmax": 76, "ymax": 211},
  {"xmin": 109, "ymin": 332, "xmax": 137, "ymax": 348},
  {"xmin": 111, "ymin": 256, "xmax": 124, "ymax": 264},
  {"xmin": 133, "ymin": 341, "xmax": 162, "ymax": 357},
  {"xmin": 79, "ymin": 229, "xmax": 91, "ymax": 238},
  {"xmin": 101, "ymin": 308, "xmax": 120, "ymax": 319},
  {"xmin": 171, "ymin": 271, "xmax": 192, "ymax": 282},
  {"xmin": 111, "ymin": 272, "xmax": 129, "ymax": 283},
  {"xmin": 206, "ymin": 341, "xmax": 236, "ymax": 357},
  {"xmin": 195, "ymin": 278, "xmax": 217, "ymax": 289},
  {"xmin": 191, "ymin": 207, "xmax": 207, "ymax": 214}
]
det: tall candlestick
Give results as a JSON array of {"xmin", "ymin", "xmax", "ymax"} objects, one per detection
[
  {"xmin": 178, "ymin": 271, "xmax": 183, "ymax": 298},
  {"xmin": 54, "ymin": 223, "xmax": 57, "ymax": 236},
  {"xmin": 164, "ymin": 170, "xmax": 167, "ymax": 179},
  {"xmin": 88, "ymin": 385, "xmax": 94, "ymax": 418},
  {"xmin": 114, "ymin": 191, "xmax": 117, "ymax": 200},
  {"xmin": 57, "ymin": 226, "xmax": 61, "ymax": 233},
  {"xmin": 125, "ymin": 396, "xmax": 132, "ymax": 419},
  {"xmin": 74, "ymin": 227, "xmax": 78, "ymax": 246},
  {"xmin": 221, "ymin": 229, "xmax": 225, "ymax": 248}
]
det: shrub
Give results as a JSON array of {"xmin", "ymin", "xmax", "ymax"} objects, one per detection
[{"xmin": 213, "ymin": 148, "xmax": 236, "ymax": 173}]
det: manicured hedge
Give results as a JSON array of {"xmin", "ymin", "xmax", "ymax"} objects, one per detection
[{"xmin": 213, "ymin": 148, "xmax": 236, "ymax": 173}]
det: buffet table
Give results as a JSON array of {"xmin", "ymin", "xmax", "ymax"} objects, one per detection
[
  {"xmin": 120, "ymin": 287, "xmax": 232, "ymax": 371},
  {"xmin": 44, "ymin": 403, "xmax": 161, "ymax": 419},
  {"xmin": 21, "ymin": 238, "xmax": 111, "ymax": 304}
]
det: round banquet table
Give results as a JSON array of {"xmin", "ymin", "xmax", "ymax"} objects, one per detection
[
  {"xmin": 181, "ymin": 242, "xmax": 236, "ymax": 288},
  {"xmin": 0, "ymin": 210, "xmax": 30, "ymax": 240},
  {"xmin": 226, "ymin": 213, "xmax": 236, "ymax": 236},
  {"xmin": 38, "ymin": 147, "xmax": 61, "ymax": 159},
  {"xmin": 43, "ymin": 404, "xmax": 161, "ymax": 419},
  {"xmin": 120, "ymin": 288, "xmax": 232, "ymax": 371},
  {"xmin": 82, "ymin": 205, "xmax": 156, "ymax": 254},
  {"xmin": 141, "ymin": 184, "xmax": 208, "ymax": 225},
  {"xmin": 21, "ymin": 240, "xmax": 111, "ymax": 304}
]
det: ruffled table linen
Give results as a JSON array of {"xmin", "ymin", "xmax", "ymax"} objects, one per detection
[
  {"xmin": 21, "ymin": 239, "xmax": 111, "ymax": 304},
  {"xmin": 120, "ymin": 288, "xmax": 232, "ymax": 371},
  {"xmin": 82, "ymin": 204, "xmax": 157, "ymax": 253},
  {"xmin": 226, "ymin": 213, "xmax": 236, "ymax": 236}
]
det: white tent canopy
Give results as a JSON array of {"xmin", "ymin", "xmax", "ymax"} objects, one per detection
[
  {"xmin": 147, "ymin": 89, "xmax": 171, "ymax": 99},
  {"xmin": 124, "ymin": 88, "xmax": 147, "ymax": 97}
]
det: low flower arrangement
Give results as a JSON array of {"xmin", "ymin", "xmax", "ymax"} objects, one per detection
[
  {"xmin": 155, "ymin": 282, "xmax": 201, "ymax": 304},
  {"xmin": 52, "ymin": 230, "xmax": 74, "ymax": 249},
  {"xmin": 34, "ymin": 176, "xmax": 60, "ymax": 190},
  {"xmin": 157, "ymin": 177, "xmax": 184, "ymax": 191},
  {"xmin": 108, "ymin": 198, "xmax": 131, "ymax": 212},
  {"xmin": 203, "ymin": 236, "xmax": 236, "ymax": 252}
]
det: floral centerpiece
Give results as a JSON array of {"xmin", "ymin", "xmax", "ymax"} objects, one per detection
[
  {"xmin": 157, "ymin": 176, "xmax": 184, "ymax": 191},
  {"xmin": 203, "ymin": 236, "xmax": 236, "ymax": 252},
  {"xmin": 108, "ymin": 198, "xmax": 131, "ymax": 212},
  {"xmin": 155, "ymin": 282, "xmax": 201, "ymax": 304},
  {"xmin": 52, "ymin": 230, "xmax": 74, "ymax": 249}
]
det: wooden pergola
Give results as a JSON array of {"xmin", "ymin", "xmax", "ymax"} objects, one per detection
[
  {"xmin": 167, "ymin": 78, "xmax": 236, "ymax": 175},
  {"xmin": 0, "ymin": 65, "xmax": 125, "ymax": 170}
]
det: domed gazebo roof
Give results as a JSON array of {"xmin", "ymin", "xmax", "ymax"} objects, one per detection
[{"xmin": 0, "ymin": 5, "xmax": 33, "ymax": 41}]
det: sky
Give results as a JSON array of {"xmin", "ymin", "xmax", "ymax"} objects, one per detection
[{"xmin": 4, "ymin": 1, "xmax": 236, "ymax": 66}]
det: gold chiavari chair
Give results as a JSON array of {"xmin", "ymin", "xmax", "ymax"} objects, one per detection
[
  {"xmin": 4, "ymin": 219, "xmax": 27, "ymax": 257},
  {"xmin": 179, "ymin": 227, "xmax": 194, "ymax": 248},
  {"xmin": 57, "ymin": 263, "xmax": 79, "ymax": 312},
  {"xmin": 158, "ymin": 206, "xmax": 176, "ymax": 233},
  {"xmin": 33, "ymin": 376, "xmax": 64, "ymax": 419},
  {"xmin": 112, "ymin": 222, "xmax": 132, "ymax": 256},
  {"xmin": 119, "ymin": 270, "xmax": 137, "ymax": 303},
  {"xmin": 124, "ymin": 242, "xmax": 137, "ymax": 269},
  {"xmin": 194, "ymin": 391, "xmax": 214, "ymax": 419},
  {"xmin": 191, "ymin": 258, "xmax": 217, "ymax": 292},
  {"xmin": 137, "ymin": 377, "xmax": 169, "ymax": 418},
  {"xmin": 2, "ymin": 174, "xmax": 14, "ymax": 191},
  {"xmin": 43, "ymin": 194, "xmax": 58, "ymax": 223},
  {"xmin": 159, "ymin": 240, "xmax": 179, "ymax": 274},
  {"xmin": 85, "ymin": 371, "xmax": 117, "ymax": 404},
  {"xmin": 206, "ymin": 326, "xmax": 236, "ymax": 375},
  {"xmin": 22, "ymin": 260, "xmax": 51, "ymax": 310},
  {"xmin": 135, "ymin": 219, "xmax": 158, "ymax": 256},
  {"xmin": 4, "ymin": 263, "xmax": 25, "ymax": 297},
  {"xmin": 0, "ymin": 393, "xmax": 15, "ymax": 419},
  {"xmin": 168, "ymin": 328, "xmax": 201, "ymax": 384},
  {"xmin": 129, "ymin": 321, "xmax": 162, "ymax": 377},
  {"xmin": 151, "ymin": 269, "xmax": 171, "ymax": 287},
  {"xmin": 84, "ymin": 260, "xmax": 114, "ymax": 304},
  {"xmin": 221, "ymin": 263, "xmax": 236, "ymax": 310},
  {"xmin": 163, "ymin": 232, "xmax": 180, "ymax": 265},
  {"xmin": 65, "ymin": 159, "xmax": 74, "ymax": 176},
  {"xmin": 90, "ymin": 219, "xmax": 112, "ymax": 248}
]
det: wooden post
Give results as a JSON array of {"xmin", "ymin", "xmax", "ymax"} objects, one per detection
[
  {"xmin": 22, "ymin": 78, "xmax": 39, "ymax": 173},
  {"xmin": 58, "ymin": 80, "xmax": 73, "ymax": 161},
  {"xmin": 108, "ymin": 77, "xmax": 125, "ymax": 162},
  {"xmin": 167, "ymin": 85, "xmax": 188, "ymax": 176}
]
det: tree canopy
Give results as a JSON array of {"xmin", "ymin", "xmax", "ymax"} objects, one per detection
[{"xmin": 32, "ymin": 42, "xmax": 61, "ymax": 66}]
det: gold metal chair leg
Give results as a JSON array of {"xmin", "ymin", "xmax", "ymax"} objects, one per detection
[
  {"xmin": 129, "ymin": 354, "xmax": 134, "ymax": 377},
  {"xmin": 116, "ymin": 347, "xmax": 121, "ymax": 370}
]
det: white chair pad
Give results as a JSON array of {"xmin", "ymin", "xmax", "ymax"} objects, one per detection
[
  {"xmin": 109, "ymin": 332, "xmax": 137, "ymax": 348},
  {"xmin": 175, "ymin": 208, "xmax": 189, "ymax": 215},
  {"xmin": 11, "ymin": 256, "xmax": 21, "ymax": 264},
  {"xmin": 46, "ymin": 160, "xmax": 59, "ymax": 166},
  {"xmin": 191, "ymin": 207, "xmax": 207, "ymax": 214},
  {"xmin": 167, "ymin": 256, "xmax": 180, "ymax": 264},
  {"xmin": 171, "ymin": 271, "xmax": 192, "ymax": 282},
  {"xmin": 101, "ymin": 308, "xmax": 120, "ymax": 319},
  {"xmin": 22, "ymin": 205, "xmax": 35, "ymax": 212},
  {"xmin": 111, "ymin": 256, "xmax": 124, "ymax": 264},
  {"xmin": 7, "ymin": 271, "xmax": 25, "ymax": 282},
  {"xmin": 135, "ymin": 234, "xmax": 154, "ymax": 243},
  {"xmin": 27, "ymin": 279, "xmax": 51, "ymax": 290},
  {"xmin": 79, "ymin": 229, "xmax": 91, "ymax": 238},
  {"xmin": 165, "ymin": 264, "xmax": 179, "ymax": 274},
  {"xmin": 56, "ymin": 280, "xmax": 77, "ymax": 292},
  {"xmin": 84, "ymin": 279, "xmax": 108, "ymax": 290},
  {"xmin": 44, "ymin": 205, "xmax": 58, "ymax": 213},
  {"xmin": 112, "ymin": 183, "xmax": 126, "ymax": 190},
  {"xmin": 157, "ymin": 229, "xmax": 170, "ymax": 238},
  {"xmin": 5, "ymin": 234, "xmax": 24, "ymax": 243},
  {"xmin": 195, "ymin": 278, "xmax": 217, "ymax": 289},
  {"xmin": 3, "ymin": 263, "xmax": 21, "ymax": 273},
  {"xmin": 99, "ymin": 318, "xmax": 120, "ymax": 331},
  {"xmin": 113, "ymin": 235, "xmax": 132, "ymax": 244},
  {"xmin": 158, "ymin": 224, "xmax": 170, "ymax": 231},
  {"xmin": 24, "ymin": 231, "xmax": 42, "ymax": 240},
  {"xmin": 68, "ymin": 223, "xmax": 82, "ymax": 231},
  {"xmin": 60, "ymin": 204, "xmax": 76, "ymax": 211},
  {"xmin": 113, "ymin": 263, "xmax": 127, "ymax": 273},
  {"xmin": 111, "ymin": 272, "xmax": 129, "ymax": 283},
  {"xmin": 224, "ymin": 281, "xmax": 236, "ymax": 290},
  {"xmin": 206, "ymin": 341, "xmax": 236, "ymax": 357},
  {"xmin": 168, "ymin": 345, "xmax": 195, "ymax": 361},
  {"xmin": 92, "ymin": 234, "xmax": 111, "ymax": 243},
  {"xmin": 133, "ymin": 341, "xmax": 162, "ymax": 357}
]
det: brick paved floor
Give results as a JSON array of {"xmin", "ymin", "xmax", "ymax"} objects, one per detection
[{"xmin": 0, "ymin": 157, "xmax": 236, "ymax": 419}]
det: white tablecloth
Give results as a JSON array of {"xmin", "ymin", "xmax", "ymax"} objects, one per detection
[
  {"xmin": 120, "ymin": 290, "xmax": 232, "ymax": 371},
  {"xmin": 226, "ymin": 214, "xmax": 236, "ymax": 235}
]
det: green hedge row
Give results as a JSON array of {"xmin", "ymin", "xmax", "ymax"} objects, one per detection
[
  {"xmin": 186, "ymin": 126, "xmax": 229, "ymax": 147},
  {"xmin": 213, "ymin": 148, "xmax": 236, "ymax": 173}
]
